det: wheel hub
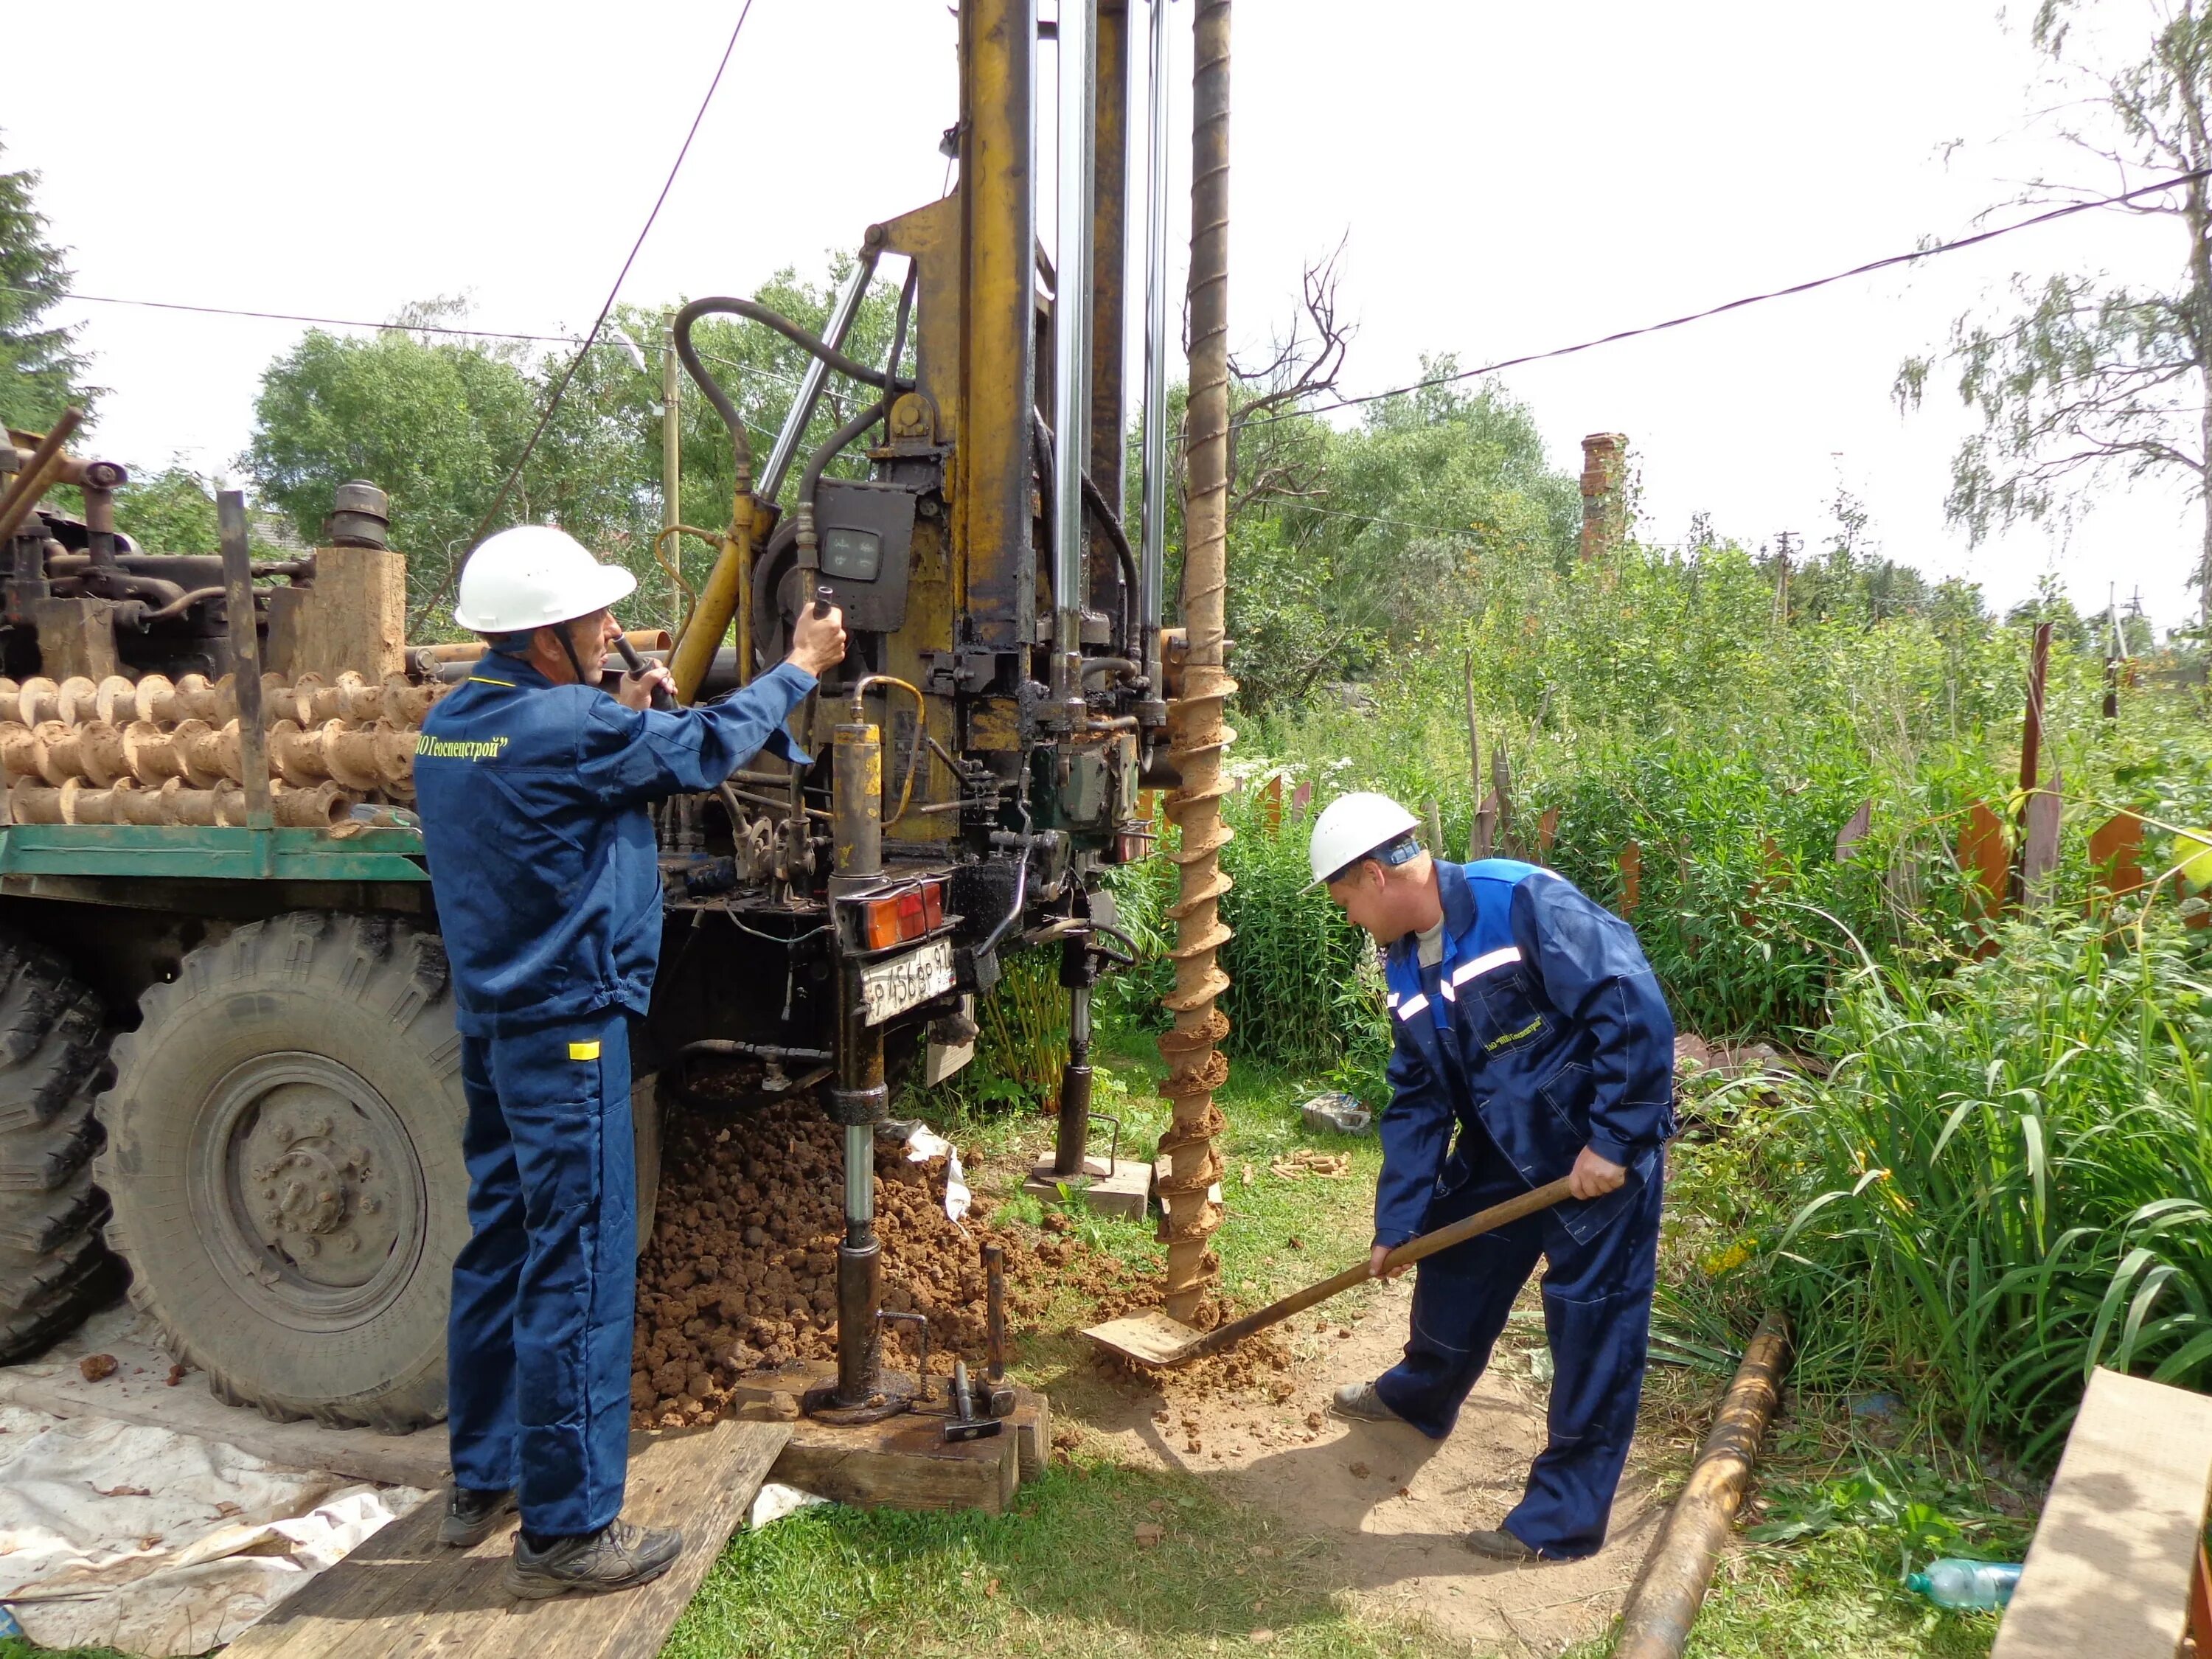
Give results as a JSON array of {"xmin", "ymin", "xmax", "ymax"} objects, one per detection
[{"xmin": 192, "ymin": 1059, "xmax": 425, "ymax": 1322}]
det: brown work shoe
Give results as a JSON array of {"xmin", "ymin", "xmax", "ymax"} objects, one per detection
[
  {"xmin": 504, "ymin": 1517, "xmax": 683, "ymax": 1599},
  {"xmin": 1464, "ymin": 1526, "xmax": 1543, "ymax": 1562}
]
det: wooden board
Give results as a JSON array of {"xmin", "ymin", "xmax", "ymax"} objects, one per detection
[
  {"xmin": 226, "ymin": 1418, "xmax": 789, "ymax": 1659},
  {"xmin": 728, "ymin": 1362, "xmax": 1049, "ymax": 1514},
  {"xmin": 1992, "ymin": 1367, "xmax": 2212, "ymax": 1659}
]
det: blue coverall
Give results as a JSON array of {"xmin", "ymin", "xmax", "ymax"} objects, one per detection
[
  {"xmin": 1370, "ymin": 859, "xmax": 1675, "ymax": 1560},
  {"xmin": 414, "ymin": 651, "xmax": 815, "ymax": 1539}
]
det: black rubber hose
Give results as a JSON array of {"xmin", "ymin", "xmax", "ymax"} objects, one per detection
[
  {"xmin": 800, "ymin": 397, "xmax": 892, "ymax": 512},
  {"xmin": 1082, "ymin": 470, "xmax": 1139, "ymax": 661},
  {"xmin": 673, "ymin": 296, "xmax": 914, "ymax": 434},
  {"xmin": 1029, "ymin": 411, "xmax": 1138, "ymax": 658}
]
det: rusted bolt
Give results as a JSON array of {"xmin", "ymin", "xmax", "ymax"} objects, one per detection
[
  {"xmin": 359, "ymin": 1194, "xmax": 380, "ymax": 1214},
  {"xmin": 298, "ymin": 1237, "xmax": 319, "ymax": 1257}
]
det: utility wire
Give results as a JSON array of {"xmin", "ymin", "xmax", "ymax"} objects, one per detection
[
  {"xmin": 407, "ymin": 0, "xmax": 755, "ymax": 632},
  {"xmin": 1244, "ymin": 168, "xmax": 2212, "ymax": 431}
]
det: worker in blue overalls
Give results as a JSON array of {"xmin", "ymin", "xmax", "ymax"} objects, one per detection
[
  {"xmin": 1310, "ymin": 792, "xmax": 1674, "ymax": 1563},
  {"xmin": 414, "ymin": 524, "xmax": 845, "ymax": 1599}
]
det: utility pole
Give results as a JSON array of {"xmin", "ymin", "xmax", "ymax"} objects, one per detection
[
  {"xmin": 1771, "ymin": 531, "xmax": 1799, "ymax": 629},
  {"xmin": 661, "ymin": 331, "xmax": 681, "ymax": 632}
]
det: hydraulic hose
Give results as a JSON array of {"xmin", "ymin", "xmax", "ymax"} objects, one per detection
[
  {"xmin": 675, "ymin": 296, "xmax": 913, "ymax": 411},
  {"xmin": 1032, "ymin": 412, "xmax": 1139, "ymax": 659},
  {"xmin": 800, "ymin": 398, "xmax": 892, "ymax": 512}
]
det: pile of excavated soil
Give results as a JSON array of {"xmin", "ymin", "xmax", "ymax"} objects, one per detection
[{"xmin": 633, "ymin": 1093, "xmax": 1150, "ymax": 1427}]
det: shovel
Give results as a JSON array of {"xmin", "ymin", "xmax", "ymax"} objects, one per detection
[{"xmin": 1081, "ymin": 1175, "xmax": 1576, "ymax": 1368}]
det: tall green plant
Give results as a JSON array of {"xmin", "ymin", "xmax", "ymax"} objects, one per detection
[{"xmin": 1770, "ymin": 917, "xmax": 2212, "ymax": 1463}]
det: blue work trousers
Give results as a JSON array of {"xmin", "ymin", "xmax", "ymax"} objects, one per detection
[
  {"xmin": 1374, "ymin": 1135, "xmax": 1661, "ymax": 1560},
  {"xmin": 446, "ymin": 1009, "xmax": 636, "ymax": 1537}
]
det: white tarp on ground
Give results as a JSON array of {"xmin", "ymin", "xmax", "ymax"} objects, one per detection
[{"xmin": 0, "ymin": 1403, "xmax": 426, "ymax": 1656}]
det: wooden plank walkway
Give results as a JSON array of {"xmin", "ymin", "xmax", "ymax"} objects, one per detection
[
  {"xmin": 226, "ymin": 1419, "xmax": 790, "ymax": 1659},
  {"xmin": 1992, "ymin": 1367, "xmax": 2212, "ymax": 1659}
]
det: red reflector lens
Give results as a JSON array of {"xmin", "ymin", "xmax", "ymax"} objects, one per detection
[
  {"xmin": 864, "ymin": 897, "xmax": 901, "ymax": 951},
  {"xmin": 922, "ymin": 881, "xmax": 944, "ymax": 931},
  {"xmin": 896, "ymin": 889, "xmax": 928, "ymax": 942}
]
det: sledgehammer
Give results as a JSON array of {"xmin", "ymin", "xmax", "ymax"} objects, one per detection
[{"xmin": 1080, "ymin": 1176, "xmax": 1575, "ymax": 1368}]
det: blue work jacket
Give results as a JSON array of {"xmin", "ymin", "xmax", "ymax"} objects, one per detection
[
  {"xmin": 1374, "ymin": 859, "xmax": 1675, "ymax": 1248},
  {"xmin": 414, "ymin": 655, "xmax": 815, "ymax": 1037}
]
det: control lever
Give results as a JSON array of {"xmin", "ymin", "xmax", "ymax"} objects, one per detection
[{"xmin": 613, "ymin": 635, "xmax": 675, "ymax": 710}]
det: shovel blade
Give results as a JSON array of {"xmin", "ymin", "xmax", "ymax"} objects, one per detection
[{"xmin": 1080, "ymin": 1309, "xmax": 1205, "ymax": 1368}]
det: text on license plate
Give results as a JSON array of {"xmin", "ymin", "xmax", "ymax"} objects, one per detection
[{"xmin": 858, "ymin": 937, "xmax": 956, "ymax": 1026}]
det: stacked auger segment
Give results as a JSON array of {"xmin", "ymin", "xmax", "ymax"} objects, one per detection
[
  {"xmin": 0, "ymin": 670, "xmax": 442, "ymax": 829},
  {"xmin": 1155, "ymin": 0, "xmax": 1235, "ymax": 1326}
]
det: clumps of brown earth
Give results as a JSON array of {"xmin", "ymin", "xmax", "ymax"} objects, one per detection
[{"xmin": 632, "ymin": 1094, "xmax": 1137, "ymax": 1427}]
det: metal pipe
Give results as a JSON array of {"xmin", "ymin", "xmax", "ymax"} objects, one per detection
[
  {"xmin": 984, "ymin": 1244, "xmax": 1007, "ymax": 1382},
  {"xmin": 1138, "ymin": 0, "xmax": 1172, "ymax": 700},
  {"xmin": 1052, "ymin": 981, "xmax": 1096, "ymax": 1177},
  {"xmin": 1156, "ymin": 0, "xmax": 1235, "ymax": 1324},
  {"xmin": 662, "ymin": 332, "xmax": 683, "ymax": 630},
  {"xmin": 1613, "ymin": 1310, "xmax": 1794, "ymax": 1659},
  {"xmin": 1091, "ymin": 1, "xmax": 1133, "ymax": 635},
  {"xmin": 0, "ymin": 411, "xmax": 83, "ymax": 550},
  {"xmin": 759, "ymin": 249, "xmax": 882, "ymax": 505},
  {"xmin": 1051, "ymin": 0, "xmax": 1099, "ymax": 726},
  {"xmin": 216, "ymin": 493, "xmax": 274, "ymax": 841}
]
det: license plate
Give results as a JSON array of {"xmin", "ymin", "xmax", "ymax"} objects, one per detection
[{"xmin": 858, "ymin": 937, "xmax": 956, "ymax": 1027}]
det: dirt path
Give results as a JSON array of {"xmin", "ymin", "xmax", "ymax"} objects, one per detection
[{"xmin": 1072, "ymin": 1282, "xmax": 1664, "ymax": 1655}]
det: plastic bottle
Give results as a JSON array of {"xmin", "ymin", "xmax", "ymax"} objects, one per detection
[{"xmin": 1905, "ymin": 1558, "xmax": 2023, "ymax": 1610}]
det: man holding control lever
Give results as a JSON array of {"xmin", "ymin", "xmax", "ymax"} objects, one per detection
[{"xmin": 413, "ymin": 524, "xmax": 846, "ymax": 1598}]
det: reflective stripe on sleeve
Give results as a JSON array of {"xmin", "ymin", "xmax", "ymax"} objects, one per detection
[
  {"xmin": 1450, "ymin": 945, "xmax": 1523, "ymax": 985},
  {"xmin": 568, "ymin": 1040, "xmax": 602, "ymax": 1061},
  {"xmin": 1395, "ymin": 992, "xmax": 1430, "ymax": 1020}
]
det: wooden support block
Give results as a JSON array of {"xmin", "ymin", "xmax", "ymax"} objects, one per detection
[
  {"xmin": 29, "ymin": 597, "xmax": 120, "ymax": 681},
  {"xmin": 287, "ymin": 545, "xmax": 408, "ymax": 681},
  {"xmin": 1992, "ymin": 1367, "xmax": 2212, "ymax": 1659},
  {"xmin": 729, "ymin": 1362, "xmax": 1046, "ymax": 1514},
  {"xmin": 225, "ymin": 1418, "xmax": 789, "ymax": 1659}
]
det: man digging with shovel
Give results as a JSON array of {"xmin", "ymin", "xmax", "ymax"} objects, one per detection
[{"xmin": 1311, "ymin": 793, "xmax": 1675, "ymax": 1563}]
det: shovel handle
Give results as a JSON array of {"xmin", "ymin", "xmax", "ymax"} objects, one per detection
[{"xmin": 1187, "ymin": 1175, "xmax": 1578, "ymax": 1362}]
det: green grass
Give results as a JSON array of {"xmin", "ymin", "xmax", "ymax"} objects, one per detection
[{"xmin": 664, "ymin": 1458, "xmax": 1439, "ymax": 1659}]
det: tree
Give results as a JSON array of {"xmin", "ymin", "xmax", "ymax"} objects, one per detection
[
  {"xmin": 1896, "ymin": 2, "xmax": 2212, "ymax": 629},
  {"xmin": 113, "ymin": 462, "xmax": 219, "ymax": 553},
  {"xmin": 245, "ymin": 314, "xmax": 540, "ymax": 613},
  {"xmin": 0, "ymin": 134, "xmax": 98, "ymax": 431}
]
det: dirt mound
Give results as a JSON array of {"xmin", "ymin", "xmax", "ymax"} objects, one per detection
[{"xmin": 633, "ymin": 1094, "xmax": 1141, "ymax": 1427}]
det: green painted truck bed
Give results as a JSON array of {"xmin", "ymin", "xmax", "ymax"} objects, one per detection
[{"xmin": 0, "ymin": 824, "xmax": 431, "ymax": 883}]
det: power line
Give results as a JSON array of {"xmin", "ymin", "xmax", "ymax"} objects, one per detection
[
  {"xmin": 1245, "ymin": 169, "xmax": 2212, "ymax": 430},
  {"xmin": 6, "ymin": 285, "xmax": 590, "ymax": 344},
  {"xmin": 408, "ymin": 0, "xmax": 756, "ymax": 631}
]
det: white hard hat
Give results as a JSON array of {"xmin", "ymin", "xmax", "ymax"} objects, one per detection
[
  {"xmin": 1307, "ymin": 791, "xmax": 1424, "ymax": 888},
  {"xmin": 453, "ymin": 524, "xmax": 636, "ymax": 633}
]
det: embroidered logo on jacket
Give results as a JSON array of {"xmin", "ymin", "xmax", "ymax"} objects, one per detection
[
  {"xmin": 1486, "ymin": 1016, "xmax": 1544, "ymax": 1052},
  {"xmin": 414, "ymin": 734, "xmax": 511, "ymax": 761}
]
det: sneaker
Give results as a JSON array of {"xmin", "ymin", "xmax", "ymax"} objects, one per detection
[
  {"xmin": 1328, "ymin": 1380, "xmax": 1402, "ymax": 1424},
  {"xmin": 1464, "ymin": 1526, "xmax": 1542, "ymax": 1562},
  {"xmin": 439, "ymin": 1486, "xmax": 517, "ymax": 1548},
  {"xmin": 504, "ymin": 1517, "xmax": 684, "ymax": 1599}
]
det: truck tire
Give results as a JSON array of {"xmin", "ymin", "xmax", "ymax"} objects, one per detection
[
  {"xmin": 0, "ymin": 936, "xmax": 122, "ymax": 1363},
  {"xmin": 95, "ymin": 913, "xmax": 467, "ymax": 1431}
]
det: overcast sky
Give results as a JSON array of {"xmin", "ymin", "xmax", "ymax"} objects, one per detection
[{"xmin": 7, "ymin": 0, "xmax": 2201, "ymax": 627}]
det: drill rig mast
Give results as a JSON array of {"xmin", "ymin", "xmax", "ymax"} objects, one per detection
[{"xmin": 653, "ymin": 0, "xmax": 1176, "ymax": 1419}]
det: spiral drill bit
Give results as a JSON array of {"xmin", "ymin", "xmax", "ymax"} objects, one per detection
[{"xmin": 1155, "ymin": 0, "xmax": 1234, "ymax": 1325}]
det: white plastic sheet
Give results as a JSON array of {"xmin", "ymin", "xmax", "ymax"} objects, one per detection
[{"xmin": 0, "ymin": 1404, "xmax": 425, "ymax": 1655}]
